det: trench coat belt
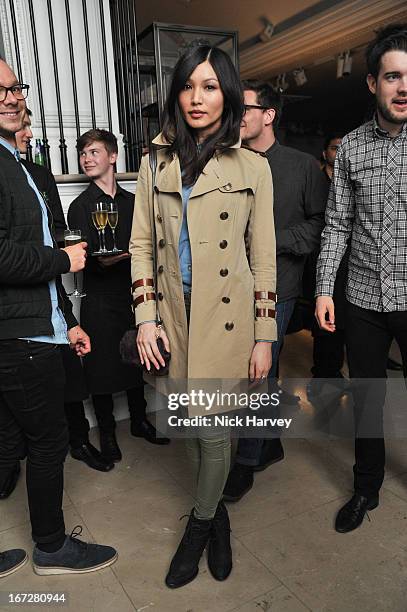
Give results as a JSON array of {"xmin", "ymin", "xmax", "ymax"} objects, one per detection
[
  {"xmin": 132, "ymin": 277, "xmax": 154, "ymax": 291},
  {"xmin": 254, "ymin": 291, "xmax": 276, "ymax": 301},
  {"xmin": 255, "ymin": 308, "xmax": 276, "ymax": 319},
  {"xmin": 133, "ymin": 292, "xmax": 156, "ymax": 307}
]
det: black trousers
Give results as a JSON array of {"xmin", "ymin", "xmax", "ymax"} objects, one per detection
[
  {"xmin": 64, "ymin": 401, "xmax": 90, "ymax": 449},
  {"xmin": 345, "ymin": 302, "xmax": 407, "ymax": 497},
  {"xmin": 92, "ymin": 386, "xmax": 147, "ymax": 434},
  {"xmin": 311, "ymin": 327, "xmax": 345, "ymax": 377},
  {"xmin": 0, "ymin": 340, "xmax": 68, "ymax": 544}
]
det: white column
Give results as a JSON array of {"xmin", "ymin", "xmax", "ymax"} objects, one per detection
[{"xmin": 0, "ymin": 0, "xmax": 126, "ymax": 173}]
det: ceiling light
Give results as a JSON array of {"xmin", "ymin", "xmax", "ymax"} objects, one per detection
[
  {"xmin": 337, "ymin": 53, "xmax": 345, "ymax": 78},
  {"xmin": 342, "ymin": 50, "xmax": 352, "ymax": 76},
  {"xmin": 259, "ymin": 20, "xmax": 274, "ymax": 42},
  {"xmin": 337, "ymin": 51, "xmax": 352, "ymax": 78},
  {"xmin": 293, "ymin": 68, "xmax": 307, "ymax": 87}
]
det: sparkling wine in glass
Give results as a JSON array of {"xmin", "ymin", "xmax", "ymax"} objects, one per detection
[
  {"xmin": 92, "ymin": 202, "xmax": 108, "ymax": 253},
  {"xmin": 107, "ymin": 201, "xmax": 119, "ymax": 252},
  {"xmin": 64, "ymin": 229, "xmax": 86, "ymax": 298}
]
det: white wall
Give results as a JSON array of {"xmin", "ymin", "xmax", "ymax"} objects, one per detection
[{"xmin": 0, "ymin": 0, "xmax": 126, "ymax": 174}]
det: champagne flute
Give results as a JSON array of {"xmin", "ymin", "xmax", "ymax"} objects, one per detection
[
  {"xmin": 107, "ymin": 201, "xmax": 119, "ymax": 252},
  {"xmin": 64, "ymin": 229, "xmax": 86, "ymax": 298},
  {"xmin": 91, "ymin": 202, "xmax": 108, "ymax": 254}
]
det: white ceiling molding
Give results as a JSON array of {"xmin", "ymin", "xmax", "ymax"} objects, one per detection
[{"xmin": 240, "ymin": 0, "xmax": 407, "ymax": 79}]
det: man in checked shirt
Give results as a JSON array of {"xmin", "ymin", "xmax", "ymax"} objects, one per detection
[{"xmin": 316, "ymin": 23, "xmax": 407, "ymax": 534}]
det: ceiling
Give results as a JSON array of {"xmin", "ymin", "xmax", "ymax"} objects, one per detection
[
  {"xmin": 135, "ymin": 0, "xmax": 322, "ymax": 45},
  {"xmin": 134, "ymin": 1, "xmax": 406, "ymax": 142}
]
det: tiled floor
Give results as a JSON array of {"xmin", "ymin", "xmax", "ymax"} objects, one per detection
[{"xmin": 1, "ymin": 330, "xmax": 407, "ymax": 611}]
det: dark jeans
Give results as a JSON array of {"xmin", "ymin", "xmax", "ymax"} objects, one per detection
[
  {"xmin": 92, "ymin": 386, "xmax": 147, "ymax": 434},
  {"xmin": 236, "ymin": 298, "xmax": 296, "ymax": 466},
  {"xmin": 345, "ymin": 301, "xmax": 407, "ymax": 497},
  {"xmin": 0, "ymin": 340, "xmax": 68, "ymax": 544}
]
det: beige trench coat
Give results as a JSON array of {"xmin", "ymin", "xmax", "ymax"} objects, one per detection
[{"xmin": 129, "ymin": 134, "xmax": 277, "ymax": 381}]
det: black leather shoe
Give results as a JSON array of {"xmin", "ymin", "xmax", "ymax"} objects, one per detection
[
  {"xmin": 165, "ymin": 509, "xmax": 212, "ymax": 588},
  {"xmin": 253, "ymin": 439, "xmax": 284, "ymax": 472},
  {"xmin": 307, "ymin": 375, "xmax": 350, "ymax": 400},
  {"xmin": 269, "ymin": 382, "xmax": 300, "ymax": 405},
  {"xmin": 99, "ymin": 432, "xmax": 122, "ymax": 463},
  {"xmin": 0, "ymin": 463, "xmax": 20, "ymax": 499},
  {"xmin": 70, "ymin": 443, "xmax": 114, "ymax": 472},
  {"xmin": 387, "ymin": 357, "xmax": 403, "ymax": 371},
  {"xmin": 335, "ymin": 494, "xmax": 379, "ymax": 533},
  {"xmin": 208, "ymin": 502, "xmax": 232, "ymax": 580},
  {"xmin": 131, "ymin": 418, "xmax": 170, "ymax": 445},
  {"xmin": 222, "ymin": 463, "xmax": 253, "ymax": 502}
]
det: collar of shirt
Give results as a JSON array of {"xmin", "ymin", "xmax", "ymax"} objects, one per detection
[
  {"xmin": 372, "ymin": 114, "xmax": 407, "ymax": 139},
  {"xmin": 86, "ymin": 179, "xmax": 124, "ymax": 201},
  {"xmin": 0, "ymin": 135, "xmax": 19, "ymax": 160},
  {"xmin": 264, "ymin": 139, "xmax": 280, "ymax": 158}
]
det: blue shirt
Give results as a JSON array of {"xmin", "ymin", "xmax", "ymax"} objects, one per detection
[
  {"xmin": 0, "ymin": 138, "xmax": 68, "ymax": 344},
  {"xmin": 179, "ymin": 182, "xmax": 194, "ymax": 293}
]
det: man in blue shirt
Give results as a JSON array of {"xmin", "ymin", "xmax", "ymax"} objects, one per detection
[{"xmin": 0, "ymin": 58, "xmax": 117, "ymax": 577}]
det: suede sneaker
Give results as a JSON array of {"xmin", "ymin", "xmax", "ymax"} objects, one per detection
[
  {"xmin": 0, "ymin": 549, "xmax": 27, "ymax": 578},
  {"xmin": 32, "ymin": 526, "xmax": 117, "ymax": 575}
]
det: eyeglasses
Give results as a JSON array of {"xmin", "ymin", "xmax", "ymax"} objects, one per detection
[
  {"xmin": 243, "ymin": 104, "xmax": 269, "ymax": 113},
  {"xmin": 0, "ymin": 83, "xmax": 29, "ymax": 103}
]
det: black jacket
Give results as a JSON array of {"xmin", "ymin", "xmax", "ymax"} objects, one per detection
[
  {"xmin": 0, "ymin": 144, "xmax": 75, "ymax": 339},
  {"xmin": 22, "ymin": 159, "xmax": 67, "ymax": 243},
  {"xmin": 266, "ymin": 142, "xmax": 328, "ymax": 302}
]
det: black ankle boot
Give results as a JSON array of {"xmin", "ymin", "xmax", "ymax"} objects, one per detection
[
  {"xmin": 165, "ymin": 509, "xmax": 212, "ymax": 589},
  {"xmin": 207, "ymin": 502, "xmax": 232, "ymax": 580},
  {"xmin": 222, "ymin": 463, "xmax": 254, "ymax": 502}
]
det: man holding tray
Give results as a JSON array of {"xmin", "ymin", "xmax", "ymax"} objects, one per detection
[{"xmin": 68, "ymin": 129, "xmax": 169, "ymax": 463}]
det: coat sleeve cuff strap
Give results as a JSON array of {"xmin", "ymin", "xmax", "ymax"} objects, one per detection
[
  {"xmin": 255, "ymin": 308, "xmax": 276, "ymax": 319},
  {"xmin": 132, "ymin": 278, "xmax": 154, "ymax": 291},
  {"xmin": 133, "ymin": 292, "xmax": 156, "ymax": 308},
  {"xmin": 254, "ymin": 291, "xmax": 276, "ymax": 301}
]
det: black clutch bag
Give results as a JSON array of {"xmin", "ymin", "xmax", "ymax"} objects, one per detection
[
  {"xmin": 120, "ymin": 147, "xmax": 171, "ymax": 377},
  {"xmin": 119, "ymin": 327, "xmax": 171, "ymax": 376}
]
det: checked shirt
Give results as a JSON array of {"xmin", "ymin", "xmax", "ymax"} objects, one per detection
[{"xmin": 316, "ymin": 117, "xmax": 407, "ymax": 312}]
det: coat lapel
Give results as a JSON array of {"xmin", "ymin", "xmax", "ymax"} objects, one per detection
[
  {"xmin": 154, "ymin": 152, "xmax": 182, "ymax": 196},
  {"xmin": 190, "ymin": 156, "xmax": 228, "ymax": 198}
]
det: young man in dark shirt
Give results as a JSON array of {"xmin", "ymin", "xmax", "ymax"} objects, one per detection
[
  {"xmin": 68, "ymin": 129, "xmax": 170, "ymax": 464},
  {"xmin": 223, "ymin": 81, "xmax": 328, "ymax": 502}
]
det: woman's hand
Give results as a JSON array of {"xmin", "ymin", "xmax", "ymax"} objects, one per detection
[
  {"xmin": 136, "ymin": 322, "xmax": 170, "ymax": 372},
  {"xmin": 249, "ymin": 342, "xmax": 272, "ymax": 382}
]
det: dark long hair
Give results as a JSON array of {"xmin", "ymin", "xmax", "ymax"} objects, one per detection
[{"xmin": 162, "ymin": 45, "xmax": 244, "ymax": 185}]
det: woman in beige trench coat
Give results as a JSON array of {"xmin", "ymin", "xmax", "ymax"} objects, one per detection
[{"xmin": 130, "ymin": 45, "xmax": 277, "ymax": 588}]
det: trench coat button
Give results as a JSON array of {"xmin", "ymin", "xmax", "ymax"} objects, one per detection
[
  {"xmin": 222, "ymin": 297, "xmax": 230, "ymax": 304},
  {"xmin": 224, "ymin": 183, "xmax": 232, "ymax": 191},
  {"xmin": 159, "ymin": 161, "xmax": 166, "ymax": 171},
  {"xmin": 225, "ymin": 322, "xmax": 234, "ymax": 331},
  {"xmin": 220, "ymin": 268, "xmax": 228, "ymax": 277},
  {"xmin": 157, "ymin": 214, "xmax": 162, "ymax": 222},
  {"xmin": 219, "ymin": 240, "xmax": 228, "ymax": 249},
  {"xmin": 154, "ymin": 186, "xmax": 159, "ymax": 194},
  {"xmin": 158, "ymin": 238, "xmax": 166, "ymax": 248},
  {"xmin": 158, "ymin": 265, "xmax": 164, "ymax": 273},
  {"xmin": 220, "ymin": 212, "xmax": 229, "ymax": 220},
  {"xmin": 157, "ymin": 292, "xmax": 163, "ymax": 301}
]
